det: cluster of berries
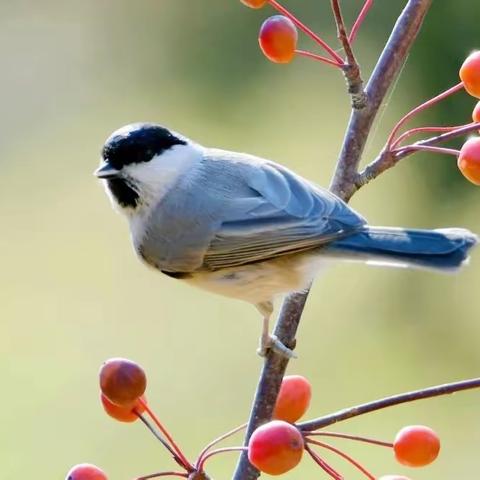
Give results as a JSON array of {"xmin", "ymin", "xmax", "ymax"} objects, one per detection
[
  {"xmin": 65, "ymin": 360, "xmax": 440, "ymax": 480},
  {"xmin": 248, "ymin": 377, "xmax": 439, "ymax": 479},
  {"xmin": 240, "ymin": 0, "xmax": 480, "ymax": 186}
]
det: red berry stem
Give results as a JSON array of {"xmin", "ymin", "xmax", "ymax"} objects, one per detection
[
  {"xmin": 393, "ymin": 144, "xmax": 460, "ymax": 157},
  {"xmin": 299, "ymin": 377, "xmax": 480, "ymax": 433},
  {"xmin": 295, "ymin": 49, "xmax": 344, "ymax": 68},
  {"xmin": 137, "ymin": 413, "xmax": 187, "ymax": 467},
  {"xmin": 267, "ymin": 0, "xmax": 344, "ymax": 64},
  {"xmin": 357, "ymin": 122, "xmax": 480, "ymax": 190},
  {"xmin": 139, "ymin": 399, "xmax": 194, "ymax": 472},
  {"xmin": 135, "ymin": 473, "xmax": 189, "ymax": 480},
  {"xmin": 305, "ymin": 444, "xmax": 343, "ymax": 480},
  {"xmin": 386, "ymin": 81, "xmax": 465, "ymax": 149},
  {"xmin": 391, "ymin": 123, "xmax": 474, "ymax": 150},
  {"xmin": 307, "ymin": 439, "xmax": 376, "ymax": 480},
  {"xmin": 196, "ymin": 447, "xmax": 248, "ymax": 472},
  {"xmin": 305, "ymin": 431, "xmax": 393, "ymax": 448},
  {"xmin": 195, "ymin": 423, "xmax": 246, "ymax": 468},
  {"xmin": 348, "ymin": 0, "xmax": 374, "ymax": 44},
  {"xmin": 395, "ymin": 122, "xmax": 480, "ymax": 155}
]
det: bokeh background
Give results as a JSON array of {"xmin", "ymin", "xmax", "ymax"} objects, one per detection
[{"xmin": 1, "ymin": 2, "xmax": 479, "ymax": 479}]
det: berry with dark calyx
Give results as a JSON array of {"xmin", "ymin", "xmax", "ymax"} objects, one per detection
[
  {"xmin": 101, "ymin": 393, "xmax": 146, "ymax": 423},
  {"xmin": 99, "ymin": 358, "xmax": 147, "ymax": 407},
  {"xmin": 240, "ymin": 0, "xmax": 267, "ymax": 8},
  {"xmin": 65, "ymin": 464, "xmax": 107, "ymax": 480},
  {"xmin": 259, "ymin": 15, "xmax": 298, "ymax": 64},
  {"xmin": 393, "ymin": 425, "xmax": 440, "ymax": 467},
  {"xmin": 273, "ymin": 375, "xmax": 312, "ymax": 423},
  {"xmin": 472, "ymin": 101, "xmax": 480, "ymax": 123},
  {"xmin": 458, "ymin": 137, "xmax": 480, "ymax": 185},
  {"xmin": 460, "ymin": 51, "xmax": 480, "ymax": 98},
  {"xmin": 248, "ymin": 420, "xmax": 304, "ymax": 475}
]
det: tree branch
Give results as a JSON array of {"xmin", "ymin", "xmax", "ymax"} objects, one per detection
[
  {"xmin": 232, "ymin": 2, "xmax": 432, "ymax": 479},
  {"xmin": 331, "ymin": 0, "xmax": 366, "ymax": 109},
  {"xmin": 356, "ymin": 122, "xmax": 480, "ymax": 189},
  {"xmin": 298, "ymin": 377, "xmax": 480, "ymax": 432},
  {"xmin": 330, "ymin": 0, "xmax": 432, "ymax": 201}
]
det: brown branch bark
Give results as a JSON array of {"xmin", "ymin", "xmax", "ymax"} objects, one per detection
[
  {"xmin": 232, "ymin": 2, "xmax": 432, "ymax": 479},
  {"xmin": 331, "ymin": 0, "xmax": 366, "ymax": 109},
  {"xmin": 330, "ymin": 0, "xmax": 432, "ymax": 201},
  {"xmin": 298, "ymin": 377, "xmax": 480, "ymax": 432},
  {"xmin": 356, "ymin": 122, "xmax": 480, "ymax": 189}
]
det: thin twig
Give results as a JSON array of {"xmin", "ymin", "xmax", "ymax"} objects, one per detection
[
  {"xmin": 305, "ymin": 444, "xmax": 343, "ymax": 480},
  {"xmin": 307, "ymin": 439, "xmax": 375, "ymax": 480},
  {"xmin": 268, "ymin": 0, "xmax": 344, "ymax": 64},
  {"xmin": 298, "ymin": 377, "xmax": 480, "ymax": 432},
  {"xmin": 331, "ymin": 0, "xmax": 366, "ymax": 108},
  {"xmin": 195, "ymin": 423, "xmax": 246, "ymax": 468},
  {"xmin": 386, "ymin": 81, "xmax": 464, "ymax": 148},
  {"xmin": 349, "ymin": 0, "xmax": 374, "ymax": 44},
  {"xmin": 305, "ymin": 431, "xmax": 393, "ymax": 448},
  {"xmin": 391, "ymin": 123, "xmax": 472, "ymax": 149},
  {"xmin": 232, "ymin": 2, "xmax": 432, "ymax": 480},
  {"xmin": 141, "ymin": 400, "xmax": 193, "ymax": 471},
  {"xmin": 138, "ymin": 415, "xmax": 187, "ymax": 468},
  {"xmin": 135, "ymin": 472, "xmax": 188, "ymax": 480},
  {"xmin": 197, "ymin": 447, "xmax": 247, "ymax": 471},
  {"xmin": 356, "ymin": 122, "xmax": 480, "ymax": 189},
  {"xmin": 295, "ymin": 49, "xmax": 344, "ymax": 68},
  {"xmin": 330, "ymin": 0, "xmax": 432, "ymax": 201}
]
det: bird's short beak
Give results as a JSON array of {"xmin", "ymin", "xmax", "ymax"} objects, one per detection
[{"xmin": 94, "ymin": 162, "xmax": 120, "ymax": 179}]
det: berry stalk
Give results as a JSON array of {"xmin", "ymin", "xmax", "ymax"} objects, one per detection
[{"xmin": 267, "ymin": 0, "xmax": 344, "ymax": 64}]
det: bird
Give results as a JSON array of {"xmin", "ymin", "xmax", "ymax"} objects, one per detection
[{"xmin": 95, "ymin": 123, "xmax": 478, "ymax": 357}]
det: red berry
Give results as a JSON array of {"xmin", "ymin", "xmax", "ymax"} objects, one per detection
[
  {"xmin": 240, "ymin": 0, "xmax": 267, "ymax": 8},
  {"xmin": 458, "ymin": 137, "xmax": 480, "ymax": 185},
  {"xmin": 99, "ymin": 358, "xmax": 147, "ymax": 407},
  {"xmin": 472, "ymin": 101, "xmax": 480, "ymax": 123},
  {"xmin": 259, "ymin": 16, "xmax": 298, "ymax": 64},
  {"xmin": 65, "ymin": 464, "xmax": 108, "ymax": 480},
  {"xmin": 273, "ymin": 375, "xmax": 312, "ymax": 423},
  {"xmin": 100, "ymin": 393, "xmax": 147, "ymax": 423},
  {"xmin": 248, "ymin": 420, "xmax": 304, "ymax": 475},
  {"xmin": 460, "ymin": 51, "xmax": 480, "ymax": 98},
  {"xmin": 393, "ymin": 425, "xmax": 440, "ymax": 467}
]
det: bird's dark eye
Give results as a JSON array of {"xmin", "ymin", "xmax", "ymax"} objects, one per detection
[{"xmin": 102, "ymin": 123, "xmax": 186, "ymax": 170}]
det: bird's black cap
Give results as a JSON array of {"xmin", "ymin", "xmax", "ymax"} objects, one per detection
[{"xmin": 102, "ymin": 123, "xmax": 187, "ymax": 170}]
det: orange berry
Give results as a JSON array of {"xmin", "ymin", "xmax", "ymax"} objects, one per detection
[
  {"xmin": 65, "ymin": 464, "xmax": 108, "ymax": 480},
  {"xmin": 248, "ymin": 420, "xmax": 304, "ymax": 475},
  {"xmin": 259, "ymin": 15, "xmax": 298, "ymax": 64},
  {"xmin": 393, "ymin": 425, "xmax": 440, "ymax": 467},
  {"xmin": 100, "ymin": 393, "xmax": 146, "ymax": 423},
  {"xmin": 460, "ymin": 51, "xmax": 480, "ymax": 98},
  {"xmin": 99, "ymin": 358, "xmax": 147, "ymax": 407},
  {"xmin": 458, "ymin": 137, "xmax": 480, "ymax": 185},
  {"xmin": 240, "ymin": 0, "xmax": 267, "ymax": 8},
  {"xmin": 472, "ymin": 102, "xmax": 480, "ymax": 123},
  {"xmin": 273, "ymin": 375, "xmax": 312, "ymax": 423}
]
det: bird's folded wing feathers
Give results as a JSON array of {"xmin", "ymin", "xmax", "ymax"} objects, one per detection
[{"xmin": 201, "ymin": 159, "xmax": 366, "ymax": 270}]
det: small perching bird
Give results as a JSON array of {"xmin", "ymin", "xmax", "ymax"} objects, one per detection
[{"xmin": 95, "ymin": 123, "xmax": 478, "ymax": 357}]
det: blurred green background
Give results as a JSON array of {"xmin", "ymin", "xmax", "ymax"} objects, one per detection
[{"xmin": 1, "ymin": 1, "xmax": 479, "ymax": 479}]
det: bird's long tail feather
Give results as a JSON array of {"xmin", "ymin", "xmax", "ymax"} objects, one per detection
[{"xmin": 326, "ymin": 227, "xmax": 478, "ymax": 272}]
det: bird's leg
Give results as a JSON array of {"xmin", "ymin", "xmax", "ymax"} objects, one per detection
[{"xmin": 256, "ymin": 302, "xmax": 297, "ymax": 359}]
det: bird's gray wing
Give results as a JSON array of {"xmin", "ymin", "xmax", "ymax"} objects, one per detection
[{"xmin": 201, "ymin": 158, "xmax": 366, "ymax": 270}]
